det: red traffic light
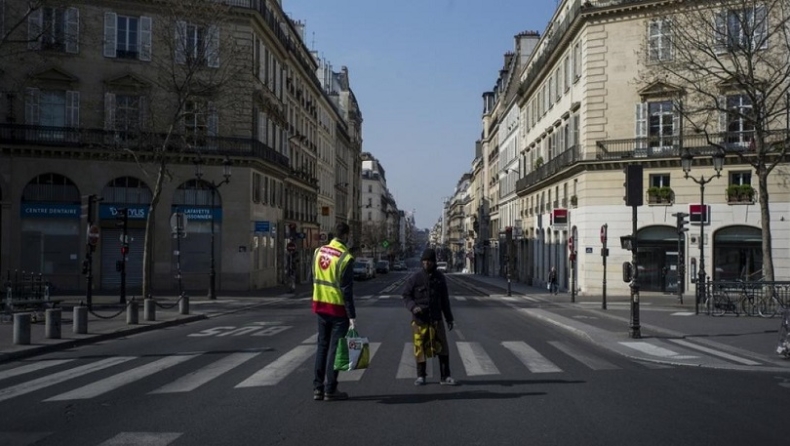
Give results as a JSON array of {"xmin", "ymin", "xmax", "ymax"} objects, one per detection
[{"xmin": 121, "ymin": 245, "xmax": 129, "ymax": 256}]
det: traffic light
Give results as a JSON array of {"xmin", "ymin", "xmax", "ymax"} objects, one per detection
[
  {"xmin": 121, "ymin": 245, "xmax": 129, "ymax": 256},
  {"xmin": 622, "ymin": 261, "xmax": 634, "ymax": 282},
  {"xmin": 624, "ymin": 164, "xmax": 643, "ymax": 207},
  {"xmin": 674, "ymin": 212, "xmax": 689, "ymax": 235}
]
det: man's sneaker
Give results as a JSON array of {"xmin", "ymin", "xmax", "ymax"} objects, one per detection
[
  {"xmin": 324, "ymin": 391, "xmax": 349, "ymax": 401},
  {"xmin": 414, "ymin": 376, "xmax": 426, "ymax": 386},
  {"xmin": 440, "ymin": 377, "xmax": 458, "ymax": 386},
  {"xmin": 313, "ymin": 390, "xmax": 324, "ymax": 401}
]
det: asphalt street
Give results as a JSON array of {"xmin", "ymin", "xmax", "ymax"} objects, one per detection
[{"xmin": 0, "ymin": 270, "xmax": 788, "ymax": 446}]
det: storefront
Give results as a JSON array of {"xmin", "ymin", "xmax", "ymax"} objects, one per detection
[
  {"xmin": 636, "ymin": 225, "xmax": 684, "ymax": 293},
  {"xmin": 713, "ymin": 225, "xmax": 762, "ymax": 281},
  {"xmin": 99, "ymin": 204, "xmax": 146, "ymax": 291}
]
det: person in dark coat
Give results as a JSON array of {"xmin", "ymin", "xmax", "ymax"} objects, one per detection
[{"xmin": 402, "ymin": 248, "xmax": 457, "ymax": 386}]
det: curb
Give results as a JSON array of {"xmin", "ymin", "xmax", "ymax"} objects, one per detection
[{"xmin": 0, "ymin": 313, "xmax": 207, "ymax": 364}]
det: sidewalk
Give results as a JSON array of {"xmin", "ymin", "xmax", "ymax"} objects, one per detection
[
  {"xmin": 0, "ymin": 283, "xmax": 313, "ymax": 364},
  {"xmin": 451, "ymin": 273, "xmax": 790, "ymax": 372}
]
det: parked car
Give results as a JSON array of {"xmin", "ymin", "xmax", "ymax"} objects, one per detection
[
  {"xmin": 375, "ymin": 260, "xmax": 390, "ymax": 274},
  {"xmin": 353, "ymin": 261, "xmax": 369, "ymax": 280},
  {"xmin": 392, "ymin": 261, "xmax": 407, "ymax": 271},
  {"xmin": 436, "ymin": 261, "xmax": 448, "ymax": 272}
]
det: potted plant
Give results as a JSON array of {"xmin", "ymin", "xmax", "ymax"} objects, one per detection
[
  {"xmin": 738, "ymin": 184, "xmax": 755, "ymax": 202},
  {"xmin": 570, "ymin": 195, "xmax": 578, "ymax": 207},
  {"xmin": 534, "ymin": 157, "xmax": 544, "ymax": 170},
  {"xmin": 726, "ymin": 185, "xmax": 740, "ymax": 202},
  {"xmin": 647, "ymin": 186, "xmax": 660, "ymax": 203},
  {"xmin": 658, "ymin": 186, "xmax": 673, "ymax": 203}
]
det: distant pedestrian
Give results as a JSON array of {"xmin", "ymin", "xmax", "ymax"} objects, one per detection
[
  {"xmin": 311, "ymin": 222, "xmax": 356, "ymax": 401},
  {"xmin": 548, "ymin": 266, "xmax": 558, "ymax": 295},
  {"xmin": 402, "ymin": 248, "xmax": 457, "ymax": 386}
]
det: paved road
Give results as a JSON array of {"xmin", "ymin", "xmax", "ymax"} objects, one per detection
[{"xmin": 0, "ymin": 271, "xmax": 788, "ymax": 445}]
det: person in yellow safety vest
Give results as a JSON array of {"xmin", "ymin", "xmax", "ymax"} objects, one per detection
[{"xmin": 312, "ymin": 222, "xmax": 357, "ymax": 402}]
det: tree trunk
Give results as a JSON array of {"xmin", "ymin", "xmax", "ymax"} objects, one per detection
[
  {"xmin": 141, "ymin": 158, "xmax": 167, "ymax": 298},
  {"xmin": 758, "ymin": 164, "xmax": 774, "ymax": 281}
]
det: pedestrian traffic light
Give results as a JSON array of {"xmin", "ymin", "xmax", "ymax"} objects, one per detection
[
  {"xmin": 624, "ymin": 164, "xmax": 643, "ymax": 207},
  {"xmin": 674, "ymin": 212, "xmax": 689, "ymax": 235}
]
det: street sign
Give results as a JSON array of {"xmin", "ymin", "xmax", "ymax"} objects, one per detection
[
  {"xmin": 87, "ymin": 224, "xmax": 100, "ymax": 246},
  {"xmin": 382, "ymin": 240, "xmax": 390, "ymax": 248},
  {"xmin": 600, "ymin": 224, "xmax": 608, "ymax": 244},
  {"xmin": 287, "ymin": 242, "xmax": 296, "ymax": 252},
  {"xmin": 568, "ymin": 236, "xmax": 574, "ymax": 252}
]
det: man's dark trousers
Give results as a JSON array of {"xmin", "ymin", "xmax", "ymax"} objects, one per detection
[{"xmin": 314, "ymin": 313, "xmax": 350, "ymax": 394}]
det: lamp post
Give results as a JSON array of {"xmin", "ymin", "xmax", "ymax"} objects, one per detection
[
  {"xmin": 194, "ymin": 156, "xmax": 232, "ymax": 300},
  {"xmin": 681, "ymin": 149, "xmax": 724, "ymax": 315}
]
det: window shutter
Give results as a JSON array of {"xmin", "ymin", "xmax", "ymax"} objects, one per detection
[
  {"xmin": 104, "ymin": 92, "xmax": 115, "ymax": 130},
  {"xmin": 28, "ymin": 7, "xmax": 42, "ymax": 50},
  {"xmin": 258, "ymin": 111, "xmax": 266, "ymax": 142},
  {"xmin": 66, "ymin": 90, "xmax": 80, "ymax": 127},
  {"xmin": 207, "ymin": 101, "xmax": 218, "ymax": 137},
  {"xmin": 672, "ymin": 101, "xmax": 681, "ymax": 147},
  {"xmin": 714, "ymin": 12, "xmax": 726, "ymax": 53},
  {"xmin": 65, "ymin": 7, "xmax": 79, "ymax": 53},
  {"xmin": 253, "ymin": 37, "xmax": 260, "ymax": 77},
  {"xmin": 174, "ymin": 21, "xmax": 186, "ymax": 64},
  {"xmin": 138, "ymin": 95, "xmax": 148, "ymax": 129},
  {"xmin": 718, "ymin": 95, "xmax": 728, "ymax": 133},
  {"xmin": 103, "ymin": 12, "xmax": 116, "ymax": 57},
  {"xmin": 207, "ymin": 25, "xmax": 219, "ymax": 68},
  {"xmin": 25, "ymin": 88, "xmax": 40, "ymax": 124},
  {"xmin": 635, "ymin": 102, "xmax": 647, "ymax": 149},
  {"xmin": 139, "ymin": 16, "xmax": 152, "ymax": 61}
]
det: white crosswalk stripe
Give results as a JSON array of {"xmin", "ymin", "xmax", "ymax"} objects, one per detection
[
  {"xmin": 0, "ymin": 356, "xmax": 135, "ymax": 403},
  {"xmin": 548, "ymin": 341, "xmax": 620, "ymax": 370},
  {"xmin": 338, "ymin": 342, "xmax": 381, "ymax": 382},
  {"xmin": 0, "ymin": 359, "xmax": 74, "ymax": 382},
  {"xmin": 502, "ymin": 341, "xmax": 562, "ymax": 373},
  {"xmin": 98, "ymin": 432, "xmax": 182, "ymax": 446},
  {"xmin": 45, "ymin": 354, "xmax": 199, "ymax": 401},
  {"xmin": 150, "ymin": 352, "xmax": 260, "ymax": 394},
  {"xmin": 235, "ymin": 345, "xmax": 314, "ymax": 388},
  {"xmin": 457, "ymin": 342, "xmax": 500, "ymax": 376}
]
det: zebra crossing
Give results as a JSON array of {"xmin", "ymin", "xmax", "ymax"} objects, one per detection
[{"xmin": 0, "ymin": 336, "xmax": 626, "ymax": 406}]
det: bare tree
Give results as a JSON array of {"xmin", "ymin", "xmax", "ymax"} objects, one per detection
[
  {"xmin": 129, "ymin": 0, "xmax": 247, "ymax": 297},
  {"xmin": 360, "ymin": 221, "xmax": 388, "ymax": 258},
  {"xmin": 641, "ymin": 0, "xmax": 790, "ymax": 281}
]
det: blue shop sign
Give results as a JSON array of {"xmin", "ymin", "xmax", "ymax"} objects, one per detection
[
  {"xmin": 254, "ymin": 221, "xmax": 270, "ymax": 232},
  {"xmin": 172, "ymin": 206, "xmax": 222, "ymax": 221},
  {"xmin": 99, "ymin": 204, "xmax": 148, "ymax": 220},
  {"xmin": 21, "ymin": 203, "xmax": 80, "ymax": 219}
]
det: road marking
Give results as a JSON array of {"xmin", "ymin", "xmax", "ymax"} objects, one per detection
[
  {"xmin": 548, "ymin": 341, "xmax": 620, "ymax": 370},
  {"xmin": 235, "ymin": 345, "xmax": 314, "ymax": 387},
  {"xmin": 502, "ymin": 297, "xmax": 519, "ymax": 302},
  {"xmin": 668, "ymin": 339, "xmax": 761, "ymax": 365},
  {"xmin": 98, "ymin": 432, "xmax": 182, "ymax": 445},
  {"xmin": 0, "ymin": 359, "xmax": 74, "ymax": 382},
  {"xmin": 619, "ymin": 341, "xmax": 698, "ymax": 359},
  {"xmin": 454, "ymin": 296, "xmax": 467, "ymax": 302},
  {"xmin": 457, "ymin": 342, "xmax": 500, "ymax": 376},
  {"xmin": 502, "ymin": 341, "xmax": 562, "ymax": 373},
  {"xmin": 378, "ymin": 295, "xmax": 392, "ymax": 299},
  {"xmin": 338, "ymin": 343, "xmax": 381, "ymax": 382},
  {"xmin": 396, "ymin": 343, "xmax": 433, "ymax": 379},
  {"xmin": 0, "ymin": 357, "xmax": 134, "ymax": 403},
  {"xmin": 671, "ymin": 312, "xmax": 696, "ymax": 316},
  {"xmin": 150, "ymin": 352, "xmax": 260, "ymax": 394},
  {"xmin": 0, "ymin": 432, "xmax": 53, "ymax": 445},
  {"xmin": 521, "ymin": 296, "xmax": 539, "ymax": 302},
  {"xmin": 301, "ymin": 334, "xmax": 317, "ymax": 344},
  {"xmin": 45, "ymin": 355, "xmax": 199, "ymax": 401}
]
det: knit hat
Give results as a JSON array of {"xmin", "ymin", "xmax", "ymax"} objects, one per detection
[{"xmin": 420, "ymin": 248, "xmax": 437, "ymax": 262}]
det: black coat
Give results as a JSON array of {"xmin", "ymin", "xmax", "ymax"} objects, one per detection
[{"xmin": 402, "ymin": 269, "xmax": 453, "ymax": 324}]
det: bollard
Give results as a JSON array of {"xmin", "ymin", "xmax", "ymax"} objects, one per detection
[
  {"xmin": 73, "ymin": 306, "xmax": 88, "ymax": 334},
  {"xmin": 13, "ymin": 313, "xmax": 31, "ymax": 345},
  {"xmin": 45, "ymin": 308, "xmax": 62, "ymax": 339},
  {"xmin": 179, "ymin": 295, "xmax": 190, "ymax": 315},
  {"xmin": 144, "ymin": 298, "xmax": 155, "ymax": 321},
  {"xmin": 127, "ymin": 300, "xmax": 138, "ymax": 325}
]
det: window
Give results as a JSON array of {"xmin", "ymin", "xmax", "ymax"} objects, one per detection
[
  {"xmin": 183, "ymin": 100, "xmax": 217, "ymax": 147},
  {"xmin": 563, "ymin": 56, "xmax": 571, "ymax": 91},
  {"xmin": 648, "ymin": 19, "xmax": 673, "ymax": 61},
  {"xmin": 554, "ymin": 67, "xmax": 561, "ymax": 100},
  {"xmin": 25, "ymin": 88, "xmax": 79, "ymax": 133},
  {"xmin": 635, "ymin": 101, "xmax": 677, "ymax": 153},
  {"xmin": 175, "ymin": 21, "xmax": 219, "ymax": 67},
  {"xmin": 104, "ymin": 13, "xmax": 151, "ymax": 61},
  {"xmin": 730, "ymin": 171, "xmax": 751, "ymax": 186},
  {"xmin": 573, "ymin": 41, "xmax": 581, "ymax": 81},
  {"xmin": 724, "ymin": 94, "xmax": 754, "ymax": 147},
  {"xmin": 252, "ymin": 173, "xmax": 261, "ymax": 203},
  {"xmin": 650, "ymin": 174, "xmax": 670, "ymax": 188},
  {"xmin": 28, "ymin": 7, "xmax": 79, "ymax": 53},
  {"xmin": 715, "ymin": 5, "xmax": 767, "ymax": 52}
]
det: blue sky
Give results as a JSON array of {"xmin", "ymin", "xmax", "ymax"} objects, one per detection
[{"xmin": 285, "ymin": 0, "xmax": 557, "ymax": 229}]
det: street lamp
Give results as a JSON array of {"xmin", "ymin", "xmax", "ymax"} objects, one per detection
[
  {"xmin": 194, "ymin": 156, "xmax": 232, "ymax": 300},
  {"xmin": 681, "ymin": 148, "xmax": 724, "ymax": 315}
]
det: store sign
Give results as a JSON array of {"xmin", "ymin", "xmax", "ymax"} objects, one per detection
[
  {"xmin": 254, "ymin": 221, "xmax": 271, "ymax": 232},
  {"xmin": 170, "ymin": 206, "xmax": 222, "ymax": 221},
  {"xmin": 551, "ymin": 209, "xmax": 568, "ymax": 225},
  {"xmin": 99, "ymin": 204, "xmax": 148, "ymax": 220},
  {"xmin": 21, "ymin": 203, "xmax": 80, "ymax": 219}
]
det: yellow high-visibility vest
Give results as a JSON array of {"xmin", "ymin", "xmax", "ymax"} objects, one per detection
[{"xmin": 312, "ymin": 239, "xmax": 353, "ymax": 317}]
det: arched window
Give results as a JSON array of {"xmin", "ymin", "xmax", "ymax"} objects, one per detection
[{"xmin": 22, "ymin": 173, "xmax": 79, "ymax": 202}]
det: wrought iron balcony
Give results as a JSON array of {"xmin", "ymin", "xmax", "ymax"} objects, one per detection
[
  {"xmin": 516, "ymin": 145, "xmax": 582, "ymax": 192},
  {"xmin": 0, "ymin": 123, "xmax": 290, "ymax": 169},
  {"xmin": 594, "ymin": 131, "xmax": 782, "ymax": 161}
]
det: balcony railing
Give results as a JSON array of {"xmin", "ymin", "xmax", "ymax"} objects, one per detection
[
  {"xmin": 0, "ymin": 124, "xmax": 290, "ymax": 169},
  {"xmin": 595, "ymin": 130, "xmax": 788, "ymax": 160},
  {"xmin": 517, "ymin": 145, "xmax": 582, "ymax": 192}
]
